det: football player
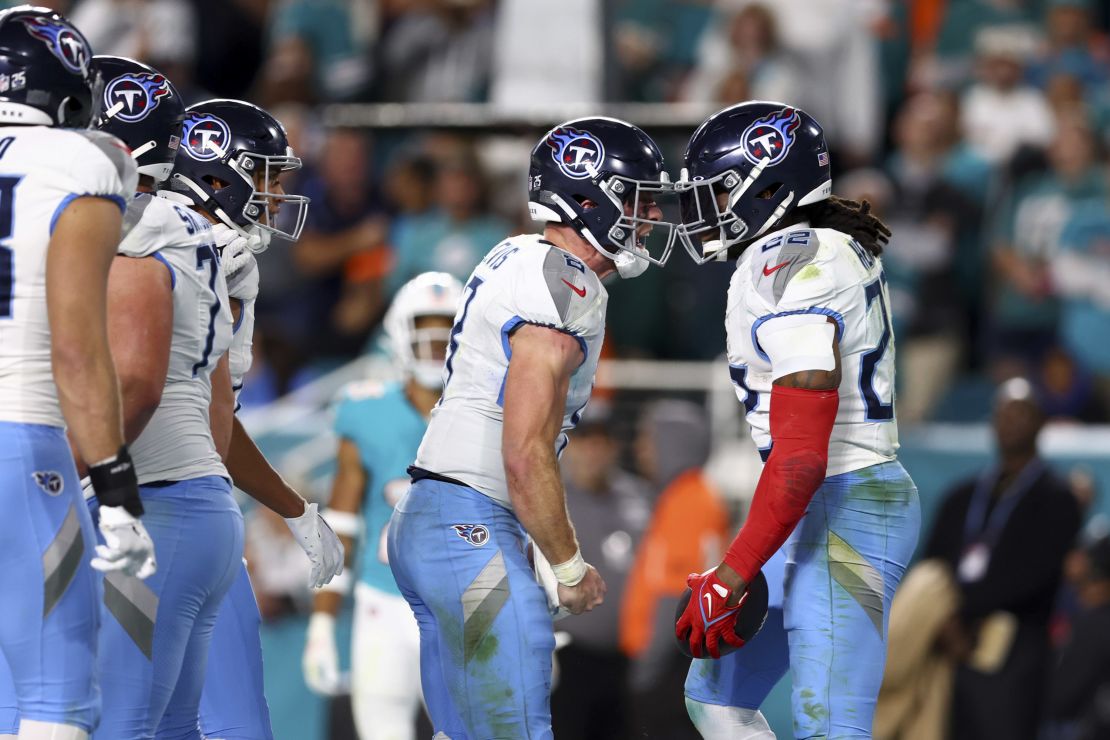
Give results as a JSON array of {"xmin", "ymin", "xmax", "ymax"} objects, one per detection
[
  {"xmin": 158, "ymin": 98, "xmax": 343, "ymax": 740},
  {"xmin": 81, "ymin": 56, "xmax": 244, "ymax": 740},
  {"xmin": 387, "ymin": 118, "xmax": 674, "ymax": 738},
  {"xmin": 672, "ymin": 102, "xmax": 921, "ymax": 738},
  {"xmin": 0, "ymin": 9, "xmax": 154, "ymax": 740},
  {"xmin": 302, "ymin": 271, "xmax": 462, "ymax": 740}
]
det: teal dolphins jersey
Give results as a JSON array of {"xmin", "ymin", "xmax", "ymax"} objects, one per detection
[{"xmin": 334, "ymin": 380, "xmax": 427, "ymax": 596}]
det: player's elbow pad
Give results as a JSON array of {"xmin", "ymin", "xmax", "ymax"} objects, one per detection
[{"xmin": 725, "ymin": 385, "xmax": 838, "ymax": 583}]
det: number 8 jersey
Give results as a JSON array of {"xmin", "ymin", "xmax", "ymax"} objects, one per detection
[
  {"xmin": 727, "ymin": 226, "xmax": 898, "ymax": 475},
  {"xmin": 116, "ymin": 193, "xmax": 232, "ymax": 484}
]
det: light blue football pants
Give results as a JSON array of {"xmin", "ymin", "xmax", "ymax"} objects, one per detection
[
  {"xmin": 388, "ymin": 478, "xmax": 555, "ymax": 740},
  {"xmin": 198, "ymin": 561, "xmax": 273, "ymax": 740},
  {"xmin": 0, "ymin": 422, "xmax": 100, "ymax": 733},
  {"xmin": 685, "ymin": 460, "xmax": 920, "ymax": 739},
  {"xmin": 93, "ymin": 475, "xmax": 243, "ymax": 740}
]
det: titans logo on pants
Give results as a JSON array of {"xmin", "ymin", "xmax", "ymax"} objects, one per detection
[
  {"xmin": 104, "ymin": 73, "xmax": 172, "ymax": 123},
  {"xmin": 547, "ymin": 126, "xmax": 606, "ymax": 181},
  {"xmin": 740, "ymin": 107, "xmax": 802, "ymax": 167}
]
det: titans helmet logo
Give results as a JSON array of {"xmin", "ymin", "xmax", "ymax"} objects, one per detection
[
  {"xmin": 104, "ymin": 73, "xmax": 172, "ymax": 123},
  {"xmin": 740, "ymin": 107, "xmax": 802, "ymax": 167},
  {"xmin": 182, "ymin": 112, "xmax": 230, "ymax": 162},
  {"xmin": 451, "ymin": 524, "xmax": 490, "ymax": 547},
  {"xmin": 22, "ymin": 17, "xmax": 89, "ymax": 74},
  {"xmin": 547, "ymin": 126, "xmax": 605, "ymax": 180}
]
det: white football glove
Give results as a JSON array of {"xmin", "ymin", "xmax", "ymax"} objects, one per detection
[
  {"xmin": 285, "ymin": 502, "xmax": 345, "ymax": 589},
  {"xmin": 302, "ymin": 611, "xmax": 342, "ymax": 696},
  {"xmin": 92, "ymin": 504, "xmax": 157, "ymax": 580},
  {"xmin": 212, "ymin": 224, "xmax": 266, "ymax": 277}
]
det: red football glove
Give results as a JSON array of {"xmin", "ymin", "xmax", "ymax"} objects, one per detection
[{"xmin": 674, "ymin": 569, "xmax": 750, "ymax": 659}]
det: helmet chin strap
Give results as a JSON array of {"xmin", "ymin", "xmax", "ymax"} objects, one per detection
[{"xmin": 576, "ymin": 222, "xmax": 648, "ymax": 279}]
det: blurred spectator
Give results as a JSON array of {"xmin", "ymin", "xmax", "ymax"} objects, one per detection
[
  {"xmin": 987, "ymin": 108, "xmax": 1105, "ymax": 377},
  {"xmin": 612, "ymin": 0, "xmax": 712, "ymax": 102},
  {"xmin": 378, "ymin": 0, "xmax": 493, "ymax": 103},
  {"xmin": 272, "ymin": 128, "xmax": 389, "ymax": 381},
  {"xmin": 621, "ymin": 400, "xmax": 728, "ymax": 740},
  {"xmin": 1052, "ymin": 188, "xmax": 1110, "ymax": 396},
  {"xmin": 922, "ymin": 378, "xmax": 1081, "ymax": 740},
  {"xmin": 1034, "ymin": 347, "xmax": 1107, "ymax": 423},
  {"xmin": 387, "ymin": 149, "xmax": 509, "ymax": 295},
  {"xmin": 924, "ymin": 0, "xmax": 1036, "ymax": 88},
  {"xmin": 490, "ymin": 0, "xmax": 601, "ymax": 108},
  {"xmin": 961, "ymin": 25, "xmax": 1055, "ymax": 165},
  {"xmin": 681, "ymin": 3, "xmax": 802, "ymax": 106},
  {"xmin": 551, "ymin": 414, "xmax": 651, "ymax": 740},
  {"xmin": 257, "ymin": 0, "xmax": 375, "ymax": 105},
  {"xmin": 696, "ymin": 0, "xmax": 883, "ymax": 164},
  {"xmin": 1029, "ymin": 0, "xmax": 1110, "ymax": 94},
  {"xmin": 72, "ymin": 0, "xmax": 195, "ymax": 68},
  {"xmin": 1048, "ymin": 535, "xmax": 1110, "ymax": 740}
]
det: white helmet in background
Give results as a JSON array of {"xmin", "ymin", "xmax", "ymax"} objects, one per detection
[{"xmin": 384, "ymin": 272, "xmax": 463, "ymax": 389}]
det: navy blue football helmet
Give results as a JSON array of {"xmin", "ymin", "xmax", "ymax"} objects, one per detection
[
  {"xmin": 0, "ymin": 6, "xmax": 95, "ymax": 127},
  {"xmin": 528, "ymin": 117, "xmax": 674, "ymax": 278},
  {"xmin": 164, "ymin": 99, "xmax": 309, "ymax": 244},
  {"xmin": 93, "ymin": 56, "xmax": 184, "ymax": 183},
  {"xmin": 677, "ymin": 102, "xmax": 832, "ymax": 263}
]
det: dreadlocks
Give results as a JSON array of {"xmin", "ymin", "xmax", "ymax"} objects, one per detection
[{"xmin": 793, "ymin": 196, "xmax": 891, "ymax": 257}]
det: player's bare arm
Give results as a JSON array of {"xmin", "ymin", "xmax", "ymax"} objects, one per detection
[
  {"xmin": 105, "ymin": 255, "xmax": 173, "ymax": 445},
  {"xmin": 209, "ymin": 354, "xmax": 235, "ymax": 460},
  {"xmin": 47, "ymin": 197, "xmax": 130, "ymax": 465},
  {"xmin": 503, "ymin": 322, "xmax": 606, "ymax": 615}
]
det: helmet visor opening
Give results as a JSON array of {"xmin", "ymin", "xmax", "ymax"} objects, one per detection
[
  {"xmin": 241, "ymin": 152, "xmax": 310, "ymax": 242},
  {"xmin": 601, "ymin": 175, "xmax": 678, "ymax": 267},
  {"xmin": 675, "ymin": 169, "xmax": 754, "ymax": 264}
]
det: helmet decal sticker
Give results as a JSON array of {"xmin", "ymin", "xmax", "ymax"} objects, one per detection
[
  {"xmin": 547, "ymin": 126, "xmax": 606, "ymax": 180},
  {"xmin": 740, "ymin": 107, "xmax": 801, "ymax": 167}
]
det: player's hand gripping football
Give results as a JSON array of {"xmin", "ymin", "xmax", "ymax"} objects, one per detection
[
  {"xmin": 556, "ymin": 564, "xmax": 607, "ymax": 616},
  {"xmin": 675, "ymin": 567, "xmax": 754, "ymax": 659},
  {"xmin": 285, "ymin": 502, "xmax": 345, "ymax": 589}
]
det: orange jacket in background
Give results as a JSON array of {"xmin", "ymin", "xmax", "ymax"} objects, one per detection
[{"xmin": 619, "ymin": 469, "xmax": 730, "ymax": 657}]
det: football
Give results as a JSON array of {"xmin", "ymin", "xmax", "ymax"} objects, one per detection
[{"xmin": 674, "ymin": 570, "xmax": 771, "ymax": 659}]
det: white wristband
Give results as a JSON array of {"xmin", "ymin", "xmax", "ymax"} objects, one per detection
[
  {"xmin": 321, "ymin": 508, "xmax": 361, "ymax": 538},
  {"xmin": 551, "ymin": 549, "xmax": 587, "ymax": 587}
]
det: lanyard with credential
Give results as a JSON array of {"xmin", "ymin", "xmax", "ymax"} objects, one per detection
[
  {"xmin": 963, "ymin": 458, "xmax": 1045, "ymax": 548},
  {"xmin": 958, "ymin": 458, "xmax": 1044, "ymax": 583}
]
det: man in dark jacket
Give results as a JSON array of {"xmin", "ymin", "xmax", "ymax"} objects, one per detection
[{"xmin": 924, "ymin": 377, "xmax": 1081, "ymax": 740}]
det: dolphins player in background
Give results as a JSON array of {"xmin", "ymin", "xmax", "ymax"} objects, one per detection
[
  {"xmin": 672, "ymin": 102, "xmax": 920, "ymax": 739},
  {"xmin": 0, "ymin": 9, "xmax": 156, "ymax": 740},
  {"xmin": 157, "ymin": 97, "xmax": 343, "ymax": 740},
  {"xmin": 388, "ymin": 117, "xmax": 675, "ymax": 738},
  {"xmin": 77, "ymin": 55, "xmax": 245, "ymax": 740},
  {"xmin": 302, "ymin": 272, "xmax": 462, "ymax": 740}
]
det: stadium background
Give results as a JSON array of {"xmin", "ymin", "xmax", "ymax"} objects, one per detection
[{"xmin": 22, "ymin": 0, "xmax": 1110, "ymax": 737}]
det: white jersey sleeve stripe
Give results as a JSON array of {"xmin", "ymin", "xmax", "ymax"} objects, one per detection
[
  {"xmin": 150, "ymin": 252, "xmax": 176, "ymax": 290},
  {"xmin": 750, "ymin": 307, "xmax": 846, "ymax": 364}
]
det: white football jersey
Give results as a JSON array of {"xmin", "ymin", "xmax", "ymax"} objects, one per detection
[
  {"xmin": 727, "ymin": 225, "xmax": 898, "ymax": 476},
  {"xmin": 225, "ymin": 253, "xmax": 259, "ymax": 410},
  {"xmin": 118, "ymin": 194, "xmax": 233, "ymax": 484},
  {"xmin": 416, "ymin": 234, "xmax": 607, "ymax": 507},
  {"xmin": 0, "ymin": 127, "xmax": 136, "ymax": 427}
]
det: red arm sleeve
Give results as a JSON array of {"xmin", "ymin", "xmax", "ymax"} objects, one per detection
[{"xmin": 723, "ymin": 385, "xmax": 839, "ymax": 583}]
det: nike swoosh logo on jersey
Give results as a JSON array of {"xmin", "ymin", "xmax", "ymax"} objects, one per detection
[
  {"xmin": 763, "ymin": 261, "xmax": 790, "ymax": 276},
  {"xmin": 562, "ymin": 279, "xmax": 586, "ymax": 297}
]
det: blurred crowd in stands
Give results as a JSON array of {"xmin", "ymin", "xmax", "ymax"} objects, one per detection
[{"xmin": 18, "ymin": 0, "xmax": 1110, "ymax": 427}]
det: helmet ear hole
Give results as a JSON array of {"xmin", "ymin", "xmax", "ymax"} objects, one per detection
[{"xmin": 756, "ymin": 183, "xmax": 783, "ymax": 200}]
